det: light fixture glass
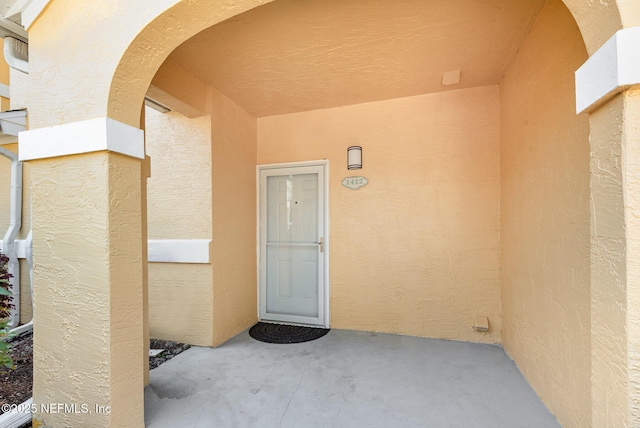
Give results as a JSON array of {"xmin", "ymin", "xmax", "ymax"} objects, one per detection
[
  {"xmin": 144, "ymin": 96, "xmax": 171, "ymax": 114},
  {"xmin": 347, "ymin": 146, "xmax": 362, "ymax": 170}
]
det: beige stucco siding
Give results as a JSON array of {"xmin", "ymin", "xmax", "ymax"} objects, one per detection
[
  {"xmin": 147, "ymin": 263, "xmax": 213, "ymax": 346},
  {"xmin": 624, "ymin": 87, "xmax": 640, "ymax": 427},
  {"xmin": 619, "ymin": 0, "xmax": 640, "ymax": 27},
  {"xmin": 258, "ymin": 85, "xmax": 501, "ymax": 343},
  {"xmin": 144, "ymin": 82, "xmax": 259, "ymax": 348},
  {"xmin": 145, "ymin": 108, "xmax": 213, "ymax": 345},
  {"xmin": 30, "ymin": 151, "xmax": 144, "ymax": 426},
  {"xmin": 146, "ymin": 109, "xmax": 212, "ymax": 239},
  {"xmin": 210, "ymin": 87, "xmax": 258, "ymax": 346},
  {"xmin": 500, "ymin": 1, "xmax": 591, "ymax": 427}
]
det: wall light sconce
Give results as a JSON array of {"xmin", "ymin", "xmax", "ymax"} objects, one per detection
[{"xmin": 347, "ymin": 146, "xmax": 362, "ymax": 170}]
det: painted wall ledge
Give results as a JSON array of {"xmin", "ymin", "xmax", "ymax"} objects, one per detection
[
  {"xmin": 18, "ymin": 117, "xmax": 144, "ymax": 161},
  {"xmin": 1, "ymin": 239, "xmax": 212, "ymax": 264},
  {"xmin": 148, "ymin": 239, "xmax": 212, "ymax": 264},
  {"xmin": 576, "ymin": 26, "xmax": 640, "ymax": 114}
]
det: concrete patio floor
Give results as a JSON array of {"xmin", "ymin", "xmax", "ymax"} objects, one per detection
[{"xmin": 144, "ymin": 329, "xmax": 560, "ymax": 427}]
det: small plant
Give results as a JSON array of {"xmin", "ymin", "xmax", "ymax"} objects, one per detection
[{"xmin": 0, "ymin": 252, "xmax": 14, "ymax": 370}]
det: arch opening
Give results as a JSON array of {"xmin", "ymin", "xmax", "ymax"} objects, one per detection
[
  {"xmin": 15, "ymin": 0, "xmax": 637, "ymax": 426},
  {"xmin": 135, "ymin": 1, "xmax": 593, "ymax": 427}
]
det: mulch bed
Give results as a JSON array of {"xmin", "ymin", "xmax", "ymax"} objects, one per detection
[
  {"xmin": 149, "ymin": 338, "xmax": 191, "ymax": 370},
  {"xmin": 0, "ymin": 331, "xmax": 32, "ymax": 413},
  {"xmin": 0, "ymin": 332, "xmax": 191, "ymax": 423}
]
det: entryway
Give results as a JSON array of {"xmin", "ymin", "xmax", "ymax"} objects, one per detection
[{"xmin": 258, "ymin": 161, "xmax": 329, "ymax": 327}]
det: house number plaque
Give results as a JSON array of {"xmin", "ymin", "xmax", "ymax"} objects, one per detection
[{"xmin": 342, "ymin": 176, "xmax": 368, "ymax": 190}]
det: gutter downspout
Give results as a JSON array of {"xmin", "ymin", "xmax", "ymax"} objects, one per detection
[
  {"xmin": 3, "ymin": 31, "xmax": 32, "ymax": 335},
  {"xmin": 0, "ymin": 145, "xmax": 21, "ymax": 328}
]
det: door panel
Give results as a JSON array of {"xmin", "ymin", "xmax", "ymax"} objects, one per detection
[
  {"xmin": 266, "ymin": 246, "xmax": 318, "ymax": 317},
  {"xmin": 259, "ymin": 164, "xmax": 326, "ymax": 326}
]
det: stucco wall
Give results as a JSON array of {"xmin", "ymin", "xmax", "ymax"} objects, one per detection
[
  {"xmin": 258, "ymin": 85, "xmax": 501, "ymax": 343},
  {"xmin": 9, "ymin": 67, "xmax": 28, "ymax": 111},
  {"xmin": 210, "ymin": 87, "xmax": 258, "ymax": 346},
  {"xmin": 145, "ymin": 87, "xmax": 258, "ymax": 347},
  {"xmin": 146, "ymin": 108, "xmax": 212, "ymax": 239},
  {"xmin": 623, "ymin": 87, "xmax": 640, "ymax": 427},
  {"xmin": 145, "ymin": 107, "xmax": 214, "ymax": 346},
  {"xmin": 499, "ymin": 1, "xmax": 591, "ymax": 427}
]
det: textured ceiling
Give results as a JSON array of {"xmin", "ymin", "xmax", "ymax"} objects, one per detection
[{"xmin": 167, "ymin": 0, "xmax": 547, "ymax": 117}]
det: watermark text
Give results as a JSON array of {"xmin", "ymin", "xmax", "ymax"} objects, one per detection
[{"xmin": 2, "ymin": 402, "xmax": 111, "ymax": 414}]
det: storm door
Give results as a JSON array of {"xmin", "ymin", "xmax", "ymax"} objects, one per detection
[{"xmin": 258, "ymin": 163, "xmax": 327, "ymax": 326}]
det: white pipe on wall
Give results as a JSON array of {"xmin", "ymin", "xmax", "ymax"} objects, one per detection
[
  {"xmin": 0, "ymin": 145, "xmax": 22, "ymax": 328},
  {"xmin": 2, "ymin": 34, "xmax": 32, "ymax": 333}
]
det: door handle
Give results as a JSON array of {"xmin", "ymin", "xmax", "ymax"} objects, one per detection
[{"xmin": 316, "ymin": 237, "xmax": 324, "ymax": 253}]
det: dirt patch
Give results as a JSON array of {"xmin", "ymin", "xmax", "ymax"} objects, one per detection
[
  {"xmin": 0, "ymin": 331, "xmax": 32, "ymax": 413},
  {"xmin": 0, "ymin": 332, "xmax": 191, "ymax": 423}
]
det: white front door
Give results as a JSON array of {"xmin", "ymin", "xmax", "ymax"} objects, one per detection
[{"xmin": 259, "ymin": 162, "xmax": 328, "ymax": 327}]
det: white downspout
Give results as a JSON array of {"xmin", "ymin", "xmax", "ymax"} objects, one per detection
[
  {"xmin": 3, "ymin": 32, "xmax": 33, "ymax": 337},
  {"xmin": 3, "ymin": 30, "xmax": 33, "ymax": 335},
  {"xmin": 0, "ymin": 145, "xmax": 21, "ymax": 328}
]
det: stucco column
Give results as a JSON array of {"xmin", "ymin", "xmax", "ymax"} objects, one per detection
[
  {"xmin": 590, "ymin": 84, "xmax": 640, "ymax": 426},
  {"xmin": 624, "ymin": 85, "xmax": 640, "ymax": 428},
  {"xmin": 19, "ymin": 118, "xmax": 145, "ymax": 427},
  {"xmin": 576, "ymin": 25, "xmax": 640, "ymax": 426}
]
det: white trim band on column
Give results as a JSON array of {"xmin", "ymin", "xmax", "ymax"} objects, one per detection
[
  {"xmin": 18, "ymin": 117, "xmax": 144, "ymax": 161},
  {"xmin": 576, "ymin": 27, "xmax": 640, "ymax": 114},
  {"xmin": 148, "ymin": 239, "xmax": 212, "ymax": 264}
]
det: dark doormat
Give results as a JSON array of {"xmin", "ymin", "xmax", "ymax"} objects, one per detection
[{"xmin": 249, "ymin": 322, "xmax": 330, "ymax": 344}]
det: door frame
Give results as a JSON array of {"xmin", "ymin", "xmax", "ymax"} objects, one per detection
[{"xmin": 256, "ymin": 160, "xmax": 330, "ymax": 328}]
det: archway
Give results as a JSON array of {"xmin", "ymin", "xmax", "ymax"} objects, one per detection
[{"xmin": 18, "ymin": 0, "xmax": 638, "ymax": 427}]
